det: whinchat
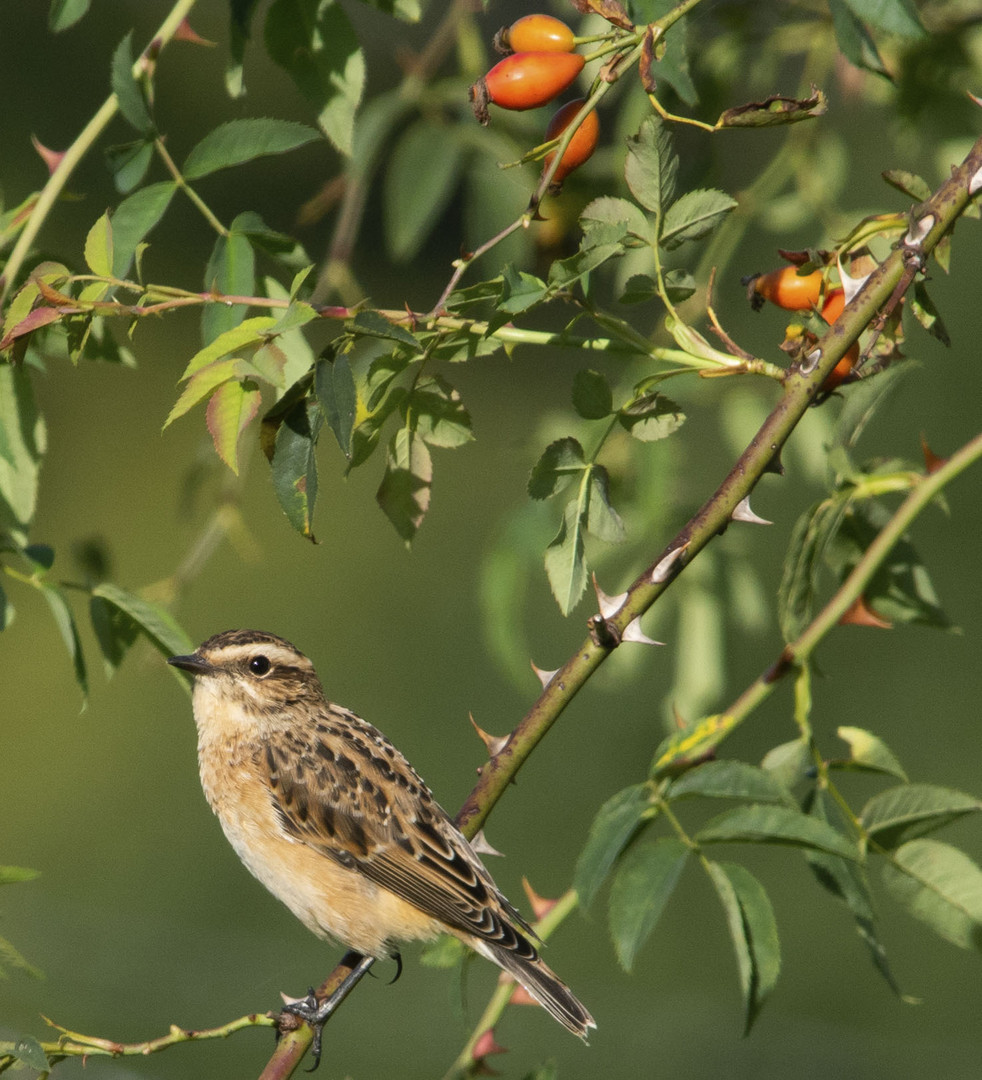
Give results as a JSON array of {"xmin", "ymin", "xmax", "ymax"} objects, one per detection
[{"xmin": 168, "ymin": 630, "xmax": 594, "ymax": 1044}]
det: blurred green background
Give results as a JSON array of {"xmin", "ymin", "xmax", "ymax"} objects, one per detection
[{"xmin": 3, "ymin": 2, "xmax": 982, "ymax": 1078}]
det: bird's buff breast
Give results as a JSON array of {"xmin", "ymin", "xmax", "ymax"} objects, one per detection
[{"xmin": 196, "ymin": 723, "xmax": 442, "ymax": 956}]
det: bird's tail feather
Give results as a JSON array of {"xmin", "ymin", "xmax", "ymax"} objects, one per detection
[{"xmin": 482, "ymin": 941, "xmax": 595, "ymax": 1040}]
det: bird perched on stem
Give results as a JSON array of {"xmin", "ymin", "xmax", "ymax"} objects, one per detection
[{"xmin": 168, "ymin": 629, "xmax": 594, "ymax": 1060}]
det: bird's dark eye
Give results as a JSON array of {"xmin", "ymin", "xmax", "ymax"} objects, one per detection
[{"xmin": 249, "ymin": 655, "xmax": 272, "ymax": 676}]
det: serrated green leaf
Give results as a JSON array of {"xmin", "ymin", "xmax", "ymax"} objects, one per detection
[
  {"xmin": 834, "ymin": 726, "xmax": 908, "ymax": 781},
  {"xmin": 83, "ymin": 211, "xmax": 113, "ymax": 278},
  {"xmin": 49, "ymin": 0, "xmax": 90, "ymax": 31},
  {"xmin": 91, "ymin": 582, "xmax": 194, "ymax": 674},
  {"xmin": 408, "ymin": 375, "xmax": 473, "ymax": 449},
  {"xmin": 528, "ymin": 438, "xmax": 585, "ymax": 500},
  {"xmin": 0, "ymin": 363, "xmax": 46, "ymax": 547},
  {"xmin": 882, "ymin": 169, "xmax": 932, "ymax": 201},
  {"xmin": 572, "ymin": 370, "xmax": 613, "ymax": 420},
  {"xmin": 376, "ymin": 427, "xmax": 432, "ymax": 543},
  {"xmin": 861, "ymin": 784, "xmax": 981, "ymax": 850},
  {"xmin": 165, "ymin": 358, "xmax": 240, "ymax": 427},
  {"xmin": 575, "ymin": 784, "xmax": 652, "ymax": 910},
  {"xmin": 544, "ymin": 499, "xmax": 587, "ymax": 614},
  {"xmin": 624, "ymin": 116, "xmax": 677, "ymax": 214},
  {"xmin": 609, "ymin": 837, "xmax": 688, "ymax": 971},
  {"xmin": 105, "ymin": 138, "xmax": 154, "ymax": 194},
  {"xmin": 182, "ymin": 118, "xmax": 320, "ymax": 180},
  {"xmin": 580, "ymin": 196, "xmax": 651, "ymax": 245},
  {"xmin": 659, "ymin": 188, "xmax": 737, "ymax": 250},
  {"xmin": 805, "ymin": 791, "xmax": 906, "ymax": 997},
  {"xmin": 882, "ymin": 839, "xmax": 982, "ymax": 950},
  {"xmin": 9, "ymin": 1036, "xmax": 48, "ymax": 1070},
  {"xmin": 760, "ymin": 738, "xmax": 812, "ymax": 791},
  {"xmin": 201, "ymin": 229, "xmax": 255, "ymax": 344},
  {"xmin": 270, "ymin": 395, "xmax": 322, "ymax": 539},
  {"xmin": 667, "ymin": 760, "xmax": 793, "ymax": 805},
  {"xmin": 910, "ymin": 280, "xmax": 952, "ymax": 346},
  {"xmin": 585, "ymin": 466, "xmax": 625, "ymax": 543},
  {"xmin": 41, "ymin": 582, "xmax": 87, "ymax": 702},
  {"xmin": 0, "ymin": 865, "xmax": 40, "ymax": 884},
  {"xmin": 352, "ymin": 310, "xmax": 422, "ymax": 351},
  {"xmin": 697, "ymin": 804, "xmax": 861, "ymax": 861},
  {"xmin": 111, "ymin": 31, "xmax": 152, "ymax": 133},
  {"xmin": 499, "ymin": 265, "xmax": 548, "ymax": 315},
  {"xmin": 707, "ymin": 861, "xmax": 780, "ymax": 1033},
  {"xmin": 264, "ymin": 0, "xmax": 365, "ymax": 156},
  {"xmin": 828, "ymin": 0, "xmax": 889, "ymax": 75},
  {"xmin": 385, "ymin": 119, "xmax": 464, "ymax": 261},
  {"xmin": 315, "ymin": 353, "xmax": 357, "ymax": 457},
  {"xmin": 618, "ymin": 391, "xmax": 685, "ymax": 442},
  {"xmin": 842, "ymin": 0, "xmax": 924, "ymax": 38},
  {"xmin": 110, "ymin": 181, "xmax": 177, "ymax": 278},
  {"xmin": 206, "ymin": 378, "xmax": 261, "ymax": 473}
]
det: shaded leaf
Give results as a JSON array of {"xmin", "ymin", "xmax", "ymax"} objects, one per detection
[
  {"xmin": 111, "ymin": 181, "xmax": 176, "ymax": 278},
  {"xmin": 49, "ymin": 0, "xmax": 91, "ymax": 31},
  {"xmin": 528, "ymin": 438, "xmax": 585, "ymax": 500},
  {"xmin": 41, "ymin": 583, "xmax": 87, "ymax": 701},
  {"xmin": 352, "ymin": 310, "xmax": 422, "ymax": 351},
  {"xmin": 91, "ymin": 582, "xmax": 194, "ymax": 671},
  {"xmin": 575, "ymin": 784, "xmax": 652, "ymax": 910},
  {"xmin": 609, "ymin": 837, "xmax": 688, "ymax": 971},
  {"xmin": 105, "ymin": 137, "xmax": 154, "ymax": 194},
  {"xmin": 385, "ymin": 119, "xmax": 464, "ymax": 261},
  {"xmin": 760, "ymin": 738, "xmax": 812, "ymax": 791},
  {"xmin": 842, "ymin": 0, "xmax": 924, "ymax": 38},
  {"xmin": 572, "ymin": 370, "xmax": 613, "ymax": 420},
  {"xmin": 8, "ymin": 1037, "xmax": 48, "ymax": 1070},
  {"xmin": 828, "ymin": 0, "xmax": 889, "ymax": 75},
  {"xmin": 882, "ymin": 839, "xmax": 982, "ymax": 950},
  {"xmin": 585, "ymin": 466, "xmax": 625, "ymax": 543},
  {"xmin": 201, "ymin": 227, "xmax": 255, "ymax": 344},
  {"xmin": 264, "ymin": 0, "xmax": 365, "ymax": 156},
  {"xmin": 315, "ymin": 352, "xmax": 357, "ymax": 457},
  {"xmin": 659, "ymin": 188, "xmax": 737, "ymax": 250},
  {"xmin": 580, "ymin": 196, "xmax": 651, "ymax": 245},
  {"xmin": 183, "ymin": 118, "xmax": 320, "ymax": 180},
  {"xmin": 667, "ymin": 760, "xmax": 793, "ymax": 805},
  {"xmin": 861, "ymin": 784, "xmax": 981, "ymax": 850},
  {"xmin": 271, "ymin": 395, "xmax": 322, "ymax": 539},
  {"xmin": 697, "ymin": 804, "xmax": 861, "ymax": 861},
  {"xmin": 111, "ymin": 31, "xmax": 152, "ymax": 133},
  {"xmin": 707, "ymin": 861, "xmax": 780, "ymax": 1033}
]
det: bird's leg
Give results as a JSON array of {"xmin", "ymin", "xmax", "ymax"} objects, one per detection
[{"xmin": 281, "ymin": 951, "xmax": 377, "ymax": 1069}]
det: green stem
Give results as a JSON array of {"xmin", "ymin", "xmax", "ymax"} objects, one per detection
[
  {"xmin": 0, "ymin": 0, "xmax": 201, "ymax": 305},
  {"xmin": 153, "ymin": 137, "xmax": 229, "ymax": 237}
]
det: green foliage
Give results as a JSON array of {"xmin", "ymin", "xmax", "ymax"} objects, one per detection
[{"xmin": 3, "ymin": 0, "xmax": 982, "ymax": 1071}]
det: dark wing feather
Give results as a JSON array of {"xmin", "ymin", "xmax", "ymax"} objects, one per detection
[{"xmin": 259, "ymin": 711, "xmax": 536, "ymax": 954}]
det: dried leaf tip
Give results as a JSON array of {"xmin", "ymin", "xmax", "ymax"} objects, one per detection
[
  {"xmin": 530, "ymin": 660, "xmax": 560, "ymax": 689},
  {"xmin": 732, "ymin": 495, "xmax": 772, "ymax": 526},
  {"xmin": 522, "ymin": 876, "xmax": 559, "ymax": 920},
  {"xmin": 471, "ymin": 1028, "xmax": 507, "ymax": 1068},
  {"xmin": 469, "ymin": 713, "xmax": 510, "ymax": 758},
  {"xmin": 920, "ymin": 434, "xmax": 948, "ymax": 475},
  {"xmin": 839, "ymin": 595, "xmax": 892, "ymax": 629}
]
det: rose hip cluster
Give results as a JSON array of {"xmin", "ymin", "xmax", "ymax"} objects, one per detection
[{"xmin": 469, "ymin": 14, "xmax": 599, "ymax": 193}]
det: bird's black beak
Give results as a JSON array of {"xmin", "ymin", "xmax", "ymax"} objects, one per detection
[{"xmin": 167, "ymin": 652, "xmax": 214, "ymax": 676}]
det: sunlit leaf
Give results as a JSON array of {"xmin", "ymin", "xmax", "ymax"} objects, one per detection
[
  {"xmin": 834, "ymin": 726, "xmax": 908, "ymax": 781},
  {"xmin": 659, "ymin": 188, "xmax": 736, "ymax": 250},
  {"xmin": 861, "ymin": 784, "xmax": 981, "ymax": 850},
  {"xmin": 0, "ymin": 363, "xmax": 46, "ymax": 547},
  {"xmin": 201, "ymin": 227, "xmax": 255, "ymax": 344},
  {"xmin": 544, "ymin": 499, "xmax": 587, "ymax": 614},
  {"xmin": 83, "ymin": 211, "xmax": 113, "ymax": 278},
  {"xmin": 110, "ymin": 181, "xmax": 177, "ymax": 278},
  {"xmin": 49, "ymin": 0, "xmax": 91, "ymax": 31},
  {"xmin": 882, "ymin": 839, "xmax": 982, "ymax": 949},
  {"xmin": 41, "ymin": 582, "xmax": 87, "ymax": 702},
  {"xmin": 206, "ymin": 378, "xmax": 261, "ymax": 473},
  {"xmin": 585, "ymin": 466, "xmax": 625, "ymax": 543},
  {"xmin": 376, "ymin": 427, "xmax": 432, "ymax": 543},
  {"xmin": 624, "ymin": 116, "xmax": 677, "ymax": 214},
  {"xmin": 618, "ymin": 391, "xmax": 685, "ymax": 442}
]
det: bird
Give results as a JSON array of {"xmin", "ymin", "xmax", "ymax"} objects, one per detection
[{"xmin": 168, "ymin": 629, "xmax": 594, "ymax": 1054}]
